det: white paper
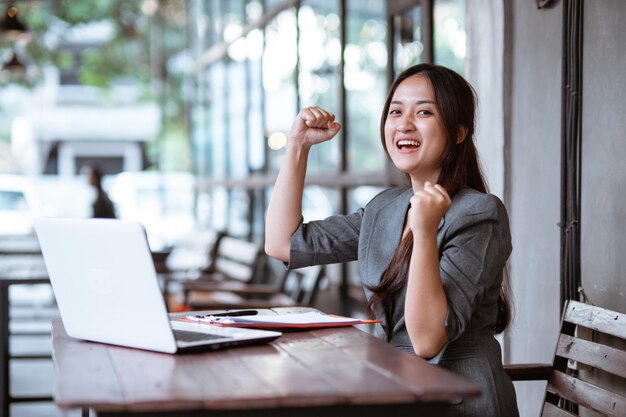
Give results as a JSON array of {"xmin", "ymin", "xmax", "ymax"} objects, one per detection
[{"xmin": 186, "ymin": 311, "xmax": 361, "ymax": 325}]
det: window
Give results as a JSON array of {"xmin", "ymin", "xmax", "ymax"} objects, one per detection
[
  {"xmin": 434, "ymin": 0, "xmax": 466, "ymax": 74},
  {"xmin": 190, "ymin": 0, "xmax": 467, "ymax": 311},
  {"xmin": 346, "ymin": 0, "xmax": 387, "ymax": 173}
]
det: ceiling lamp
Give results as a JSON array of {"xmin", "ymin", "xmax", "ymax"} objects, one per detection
[
  {"xmin": 0, "ymin": 3, "xmax": 31, "ymax": 42},
  {"xmin": 1, "ymin": 49, "xmax": 27, "ymax": 75}
]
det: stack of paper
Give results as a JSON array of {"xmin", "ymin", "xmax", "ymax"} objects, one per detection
[{"xmin": 183, "ymin": 311, "xmax": 379, "ymax": 329}]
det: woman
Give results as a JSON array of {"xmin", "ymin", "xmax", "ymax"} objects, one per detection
[
  {"xmin": 82, "ymin": 165, "xmax": 116, "ymax": 219},
  {"xmin": 265, "ymin": 63, "xmax": 519, "ymax": 416}
]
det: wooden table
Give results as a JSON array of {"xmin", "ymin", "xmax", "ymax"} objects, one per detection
[{"xmin": 52, "ymin": 316, "xmax": 481, "ymax": 417}]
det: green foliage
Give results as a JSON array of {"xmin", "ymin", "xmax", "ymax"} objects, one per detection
[
  {"xmin": 0, "ymin": 0, "xmax": 191, "ymax": 170},
  {"xmin": 2, "ymin": 0, "xmax": 185, "ymax": 90},
  {"xmin": 51, "ymin": 1, "xmax": 104, "ymax": 23}
]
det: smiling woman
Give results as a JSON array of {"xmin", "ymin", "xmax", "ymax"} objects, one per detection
[
  {"xmin": 383, "ymin": 75, "xmax": 448, "ymax": 185},
  {"xmin": 264, "ymin": 63, "xmax": 519, "ymax": 417}
]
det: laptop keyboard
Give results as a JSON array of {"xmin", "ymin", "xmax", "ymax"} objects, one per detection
[{"xmin": 173, "ymin": 329, "xmax": 228, "ymax": 343}]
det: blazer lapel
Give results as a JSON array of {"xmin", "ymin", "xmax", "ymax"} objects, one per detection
[{"xmin": 364, "ymin": 188, "xmax": 413, "ymax": 285}]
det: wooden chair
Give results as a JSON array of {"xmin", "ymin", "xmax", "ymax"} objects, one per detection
[
  {"xmin": 163, "ymin": 229, "xmax": 224, "ymax": 276},
  {"xmin": 505, "ymin": 300, "xmax": 625, "ymax": 417},
  {"xmin": 159, "ymin": 231, "xmax": 223, "ymax": 303},
  {"xmin": 183, "ymin": 265, "xmax": 325, "ymax": 310},
  {"xmin": 162, "ymin": 234, "xmax": 265, "ymax": 310}
]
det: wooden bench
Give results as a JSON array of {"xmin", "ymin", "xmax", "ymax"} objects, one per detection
[
  {"xmin": 183, "ymin": 265, "xmax": 325, "ymax": 310},
  {"xmin": 165, "ymin": 235, "xmax": 266, "ymax": 308},
  {"xmin": 505, "ymin": 300, "xmax": 625, "ymax": 417},
  {"xmin": 161, "ymin": 229, "xmax": 225, "ymax": 275}
]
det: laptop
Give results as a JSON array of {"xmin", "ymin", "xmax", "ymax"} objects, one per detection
[{"xmin": 34, "ymin": 218, "xmax": 281, "ymax": 353}]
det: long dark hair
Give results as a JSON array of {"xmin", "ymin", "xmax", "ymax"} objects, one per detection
[{"xmin": 367, "ymin": 63, "xmax": 511, "ymax": 338}]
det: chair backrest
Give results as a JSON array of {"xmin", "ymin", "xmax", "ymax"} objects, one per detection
[
  {"xmin": 208, "ymin": 235, "xmax": 265, "ymax": 283},
  {"xmin": 165, "ymin": 229, "xmax": 223, "ymax": 272},
  {"xmin": 278, "ymin": 265, "xmax": 324, "ymax": 306},
  {"xmin": 542, "ymin": 300, "xmax": 626, "ymax": 417}
]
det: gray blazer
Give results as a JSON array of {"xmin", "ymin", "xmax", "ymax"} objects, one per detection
[{"xmin": 289, "ymin": 186, "xmax": 519, "ymax": 417}]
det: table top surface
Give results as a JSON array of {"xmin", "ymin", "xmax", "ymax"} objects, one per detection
[{"xmin": 51, "ymin": 314, "xmax": 481, "ymax": 415}]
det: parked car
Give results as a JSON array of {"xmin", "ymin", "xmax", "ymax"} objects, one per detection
[{"xmin": 0, "ymin": 174, "xmax": 38, "ymax": 235}]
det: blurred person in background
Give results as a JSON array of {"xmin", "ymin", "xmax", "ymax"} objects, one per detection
[{"xmin": 81, "ymin": 165, "xmax": 116, "ymax": 219}]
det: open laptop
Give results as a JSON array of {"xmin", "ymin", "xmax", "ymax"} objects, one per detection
[{"xmin": 34, "ymin": 218, "xmax": 281, "ymax": 353}]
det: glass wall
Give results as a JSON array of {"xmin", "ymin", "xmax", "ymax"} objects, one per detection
[
  {"xmin": 345, "ymin": 0, "xmax": 387, "ymax": 174},
  {"xmin": 190, "ymin": 0, "xmax": 466, "ymax": 224},
  {"xmin": 434, "ymin": 0, "xmax": 466, "ymax": 75},
  {"xmin": 297, "ymin": 0, "xmax": 341, "ymax": 174},
  {"xmin": 191, "ymin": 0, "xmax": 466, "ymax": 227},
  {"xmin": 264, "ymin": 7, "xmax": 298, "ymax": 172},
  {"xmin": 393, "ymin": 5, "xmax": 424, "ymax": 73},
  {"xmin": 190, "ymin": 0, "xmax": 466, "ymax": 310}
]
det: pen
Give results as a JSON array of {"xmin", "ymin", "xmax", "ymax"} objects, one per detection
[{"xmin": 195, "ymin": 310, "xmax": 259, "ymax": 318}]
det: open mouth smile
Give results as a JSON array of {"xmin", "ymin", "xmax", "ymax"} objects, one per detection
[{"xmin": 395, "ymin": 139, "xmax": 421, "ymax": 151}]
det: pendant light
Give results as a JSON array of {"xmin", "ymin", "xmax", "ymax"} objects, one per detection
[
  {"xmin": 1, "ymin": 49, "xmax": 26, "ymax": 75},
  {"xmin": 0, "ymin": 2, "xmax": 31, "ymax": 42}
]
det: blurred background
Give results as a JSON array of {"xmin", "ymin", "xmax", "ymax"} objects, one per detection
[
  {"xmin": 2, "ymin": 1, "xmax": 625, "ymax": 416},
  {"xmin": 0, "ymin": 1, "xmax": 467, "ymax": 415},
  {"xmin": 1, "ymin": 0, "xmax": 468, "ymax": 332},
  {"xmin": 0, "ymin": 0, "xmax": 466, "ymax": 246}
]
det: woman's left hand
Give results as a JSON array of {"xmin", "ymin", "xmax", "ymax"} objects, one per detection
[{"xmin": 408, "ymin": 182, "xmax": 451, "ymax": 237}]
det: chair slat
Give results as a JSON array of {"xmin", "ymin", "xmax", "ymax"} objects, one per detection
[
  {"xmin": 564, "ymin": 301, "xmax": 626, "ymax": 339},
  {"xmin": 504, "ymin": 363, "xmax": 553, "ymax": 381},
  {"xmin": 213, "ymin": 259, "xmax": 254, "ymax": 282},
  {"xmin": 187, "ymin": 265, "xmax": 325, "ymax": 310},
  {"xmin": 217, "ymin": 237, "xmax": 261, "ymax": 264},
  {"xmin": 556, "ymin": 333, "xmax": 626, "ymax": 379},
  {"xmin": 289, "ymin": 266, "xmax": 323, "ymax": 306},
  {"xmin": 547, "ymin": 370, "xmax": 626, "ymax": 417},
  {"xmin": 542, "ymin": 402, "xmax": 577, "ymax": 417}
]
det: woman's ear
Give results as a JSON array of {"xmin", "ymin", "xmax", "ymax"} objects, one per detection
[{"xmin": 456, "ymin": 126, "xmax": 468, "ymax": 144}]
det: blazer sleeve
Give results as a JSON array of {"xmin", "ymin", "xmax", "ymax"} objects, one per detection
[
  {"xmin": 288, "ymin": 209, "xmax": 364, "ymax": 269},
  {"xmin": 439, "ymin": 194, "xmax": 512, "ymax": 343}
]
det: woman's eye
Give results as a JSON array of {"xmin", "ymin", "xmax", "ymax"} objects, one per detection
[
  {"xmin": 389, "ymin": 109, "xmax": 401, "ymax": 115},
  {"xmin": 417, "ymin": 110, "xmax": 432, "ymax": 116}
]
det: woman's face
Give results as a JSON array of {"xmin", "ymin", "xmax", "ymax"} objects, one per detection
[{"xmin": 384, "ymin": 74, "xmax": 448, "ymax": 185}]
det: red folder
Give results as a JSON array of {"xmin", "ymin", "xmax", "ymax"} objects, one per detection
[{"xmin": 179, "ymin": 311, "xmax": 380, "ymax": 329}]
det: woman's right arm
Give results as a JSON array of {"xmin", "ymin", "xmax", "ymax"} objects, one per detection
[{"xmin": 265, "ymin": 107, "xmax": 341, "ymax": 262}]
